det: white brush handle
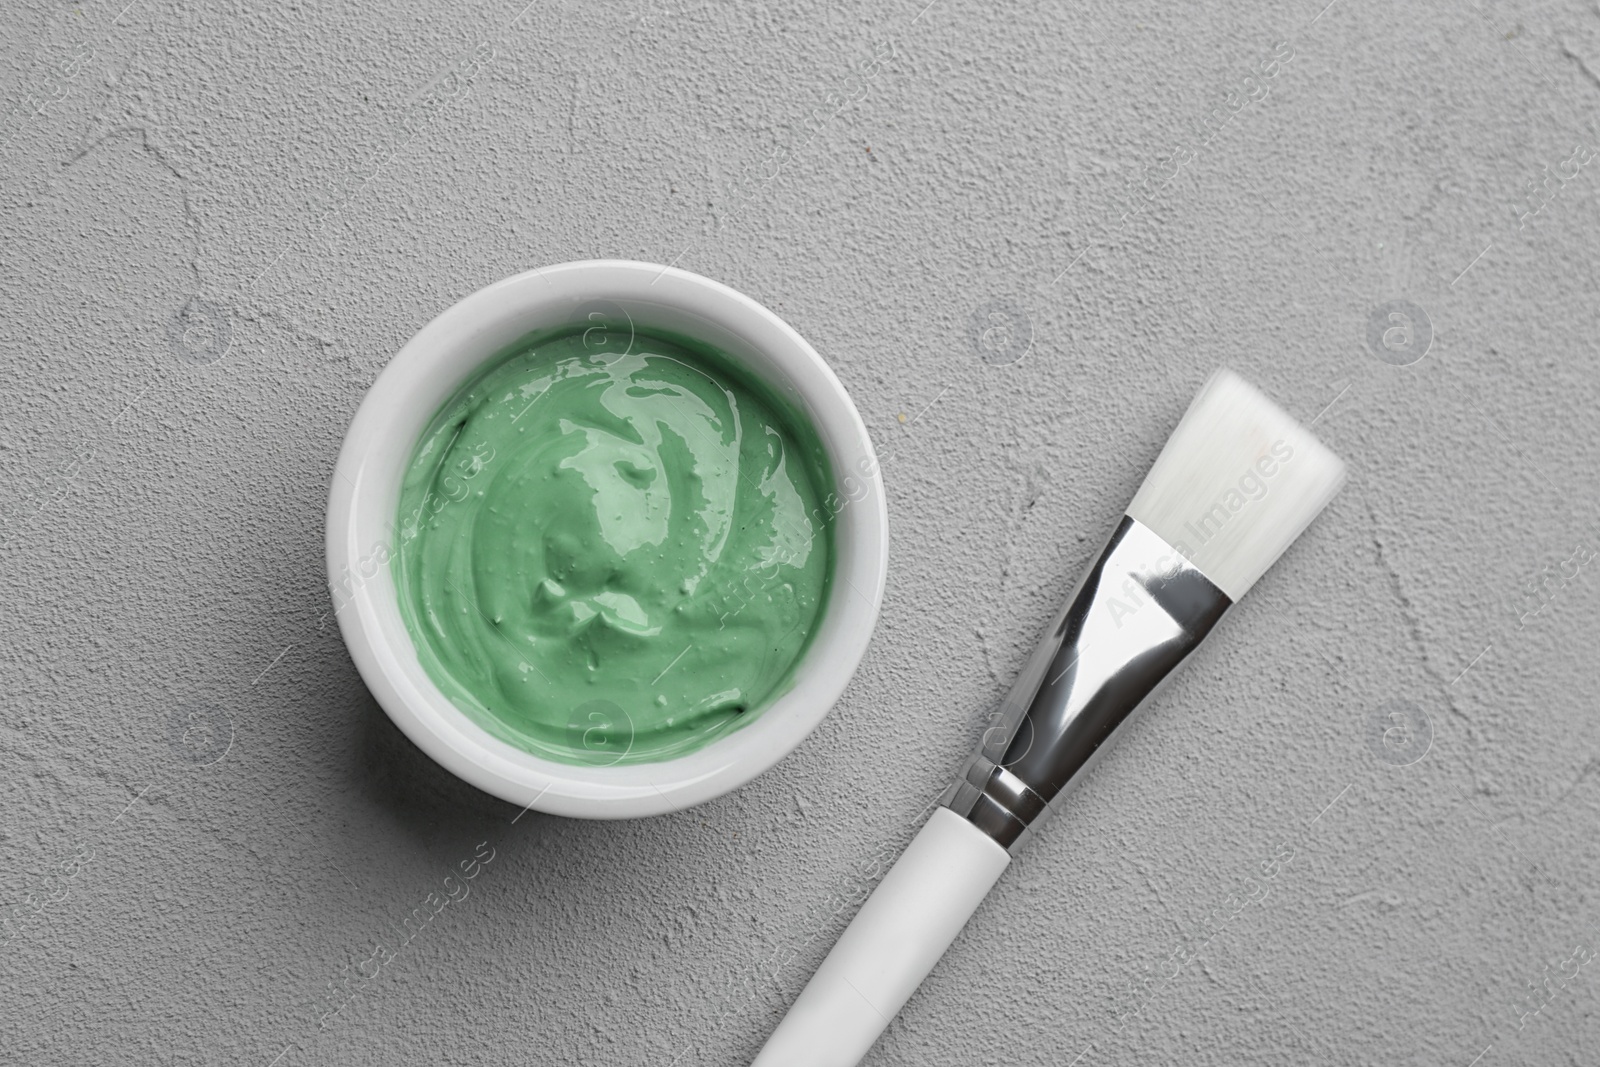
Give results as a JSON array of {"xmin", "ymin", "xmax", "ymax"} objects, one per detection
[{"xmin": 752, "ymin": 807, "xmax": 1011, "ymax": 1067}]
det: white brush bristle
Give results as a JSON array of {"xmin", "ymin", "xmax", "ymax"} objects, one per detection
[{"xmin": 1126, "ymin": 368, "xmax": 1346, "ymax": 601}]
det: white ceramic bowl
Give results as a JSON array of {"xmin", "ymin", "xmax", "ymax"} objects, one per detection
[{"xmin": 326, "ymin": 261, "xmax": 887, "ymax": 818}]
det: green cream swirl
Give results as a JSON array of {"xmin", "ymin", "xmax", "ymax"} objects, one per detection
[{"xmin": 392, "ymin": 326, "xmax": 834, "ymax": 766}]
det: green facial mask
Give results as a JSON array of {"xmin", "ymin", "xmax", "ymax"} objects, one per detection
[{"xmin": 392, "ymin": 325, "xmax": 835, "ymax": 765}]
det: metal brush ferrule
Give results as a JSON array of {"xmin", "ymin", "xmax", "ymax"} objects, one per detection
[{"xmin": 942, "ymin": 516, "xmax": 1232, "ymax": 853}]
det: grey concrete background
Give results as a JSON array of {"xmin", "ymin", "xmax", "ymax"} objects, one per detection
[{"xmin": 2, "ymin": 0, "xmax": 1599, "ymax": 1063}]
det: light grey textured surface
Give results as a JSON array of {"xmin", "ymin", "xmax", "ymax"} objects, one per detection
[{"xmin": 3, "ymin": 0, "xmax": 1599, "ymax": 1063}]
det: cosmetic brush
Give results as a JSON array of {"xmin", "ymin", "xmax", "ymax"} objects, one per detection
[{"xmin": 751, "ymin": 368, "xmax": 1346, "ymax": 1067}]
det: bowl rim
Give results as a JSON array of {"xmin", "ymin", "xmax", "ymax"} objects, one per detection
[{"xmin": 326, "ymin": 260, "xmax": 888, "ymax": 818}]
